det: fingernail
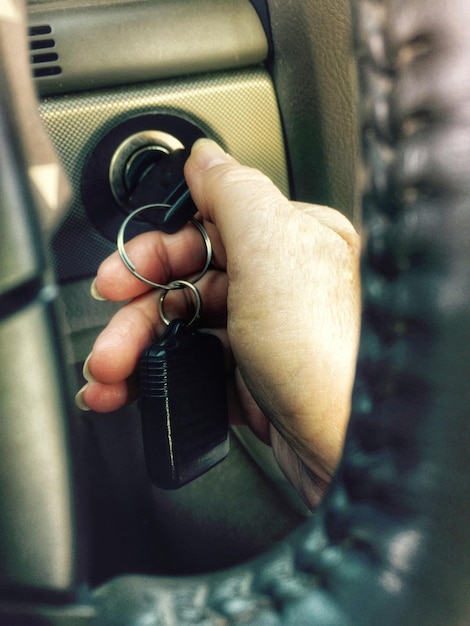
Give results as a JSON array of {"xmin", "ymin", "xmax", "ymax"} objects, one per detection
[
  {"xmin": 90, "ymin": 277, "xmax": 107, "ymax": 301},
  {"xmin": 190, "ymin": 138, "xmax": 230, "ymax": 171},
  {"xmin": 75, "ymin": 384, "xmax": 90, "ymax": 412},
  {"xmin": 82, "ymin": 352, "xmax": 96, "ymax": 383}
]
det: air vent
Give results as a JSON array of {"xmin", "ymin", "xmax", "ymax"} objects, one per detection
[{"xmin": 28, "ymin": 25, "xmax": 62, "ymax": 79}]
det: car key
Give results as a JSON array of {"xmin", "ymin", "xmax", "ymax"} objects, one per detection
[
  {"xmin": 159, "ymin": 181, "xmax": 197, "ymax": 234},
  {"xmin": 126, "ymin": 143, "xmax": 197, "ymax": 234},
  {"xmin": 117, "ymin": 200, "xmax": 228, "ymax": 489},
  {"xmin": 139, "ymin": 318, "xmax": 229, "ymax": 489}
]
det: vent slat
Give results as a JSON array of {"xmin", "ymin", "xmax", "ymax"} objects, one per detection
[
  {"xmin": 28, "ymin": 25, "xmax": 52, "ymax": 36},
  {"xmin": 33, "ymin": 66, "xmax": 62, "ymax": 78},
  {"xmin": 31, "ymin": 52, "xmax": 59, "ymax": 64},
  {"xmin": 30, "ymin": 38, "xmax": 55, "ymax": 51}
]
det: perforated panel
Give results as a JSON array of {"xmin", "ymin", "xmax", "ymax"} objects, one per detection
[{"xmin": 39, "ymin": 67, "xmax": 288, "ymax": 281}]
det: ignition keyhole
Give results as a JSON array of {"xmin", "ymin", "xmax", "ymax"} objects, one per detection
[
  {"xmin": 109, "ymin": 130, "xmax": 185, "ymax": 211},
  {"xmin": 81, "ymin": 113, "xmax": 206, "ymax": 245},
  {"xmin": 124, "ymin": 145, "xmax": 170, "ymax": 196}
]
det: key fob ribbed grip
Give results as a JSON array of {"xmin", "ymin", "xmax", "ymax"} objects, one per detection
[{"xmin": 139, "ymin": 320, "xmax": 229, "ymax": 489}]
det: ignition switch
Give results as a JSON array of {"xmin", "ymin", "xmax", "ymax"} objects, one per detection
[
  {"xmin": 109, "ymin": 130, "xmax": 186, "ymax": 211},
  {"xmin": 81, "ymin": 113, "xmax": 206, "ymax": 242}
]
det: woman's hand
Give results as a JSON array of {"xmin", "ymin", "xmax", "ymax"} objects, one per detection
[{"xmin": 76, "ymin": 139, "xmax": 361, "ymax": 508}]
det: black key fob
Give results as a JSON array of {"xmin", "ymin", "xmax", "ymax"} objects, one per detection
[{"xmin": 139, "ymin": 320, "xmax": 229, "ymax": 489}]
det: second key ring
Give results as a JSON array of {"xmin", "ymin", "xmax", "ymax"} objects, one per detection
[
  {"xmin": 116, "ymin": 203, "xmax": 212, "ymax": 290},
  {"xmin": 158, "ymin": 280, "xmax": 202, "ymax": 327}
]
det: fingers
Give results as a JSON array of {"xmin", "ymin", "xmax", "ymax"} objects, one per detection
[
  {"xmin": 184, "ymin": 139, "xmax": 360, "ymax": 265},
  {"xmin": 93, "ymin": 270, "xmax": 227, "ymax": 381},
  {"xmin": 77, "ymin": 269, "xmax": 229, "ymax": 412},
  {"xmin": 93, "ymin": 219, "xmax": 225, "ymax": 302},
  {"xmin": 88, "ymin": 291, "xmax": 164, "ymax": 385},
  {"xmin": 76, "ymin": 377, "xmax": 138, "ymax": 414},
  {"xmin": 184, "ymin": 139, "xmax": 295, "ymax": 262}
]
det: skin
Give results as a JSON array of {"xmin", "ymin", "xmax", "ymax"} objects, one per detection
[{"xmin": 76, "ymin": 139, "xmax": 361, "ymax": 509}]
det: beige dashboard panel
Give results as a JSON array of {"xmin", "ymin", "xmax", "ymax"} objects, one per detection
[
  {"xmin": 29, "ymin": 0, "xmax": 268, "ymax": 95},
  {"xmin": 39, "ymin": 67, "xmax": 289, "ymax": 280},
  {"xmin": 39, "ymin": 68, "xmax": 288, "ymax": 195}
]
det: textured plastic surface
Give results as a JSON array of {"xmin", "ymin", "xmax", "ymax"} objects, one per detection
[
  {"xmin": 27, "ymin": 0, "xmax": 268, "ymax": 96},
  {"xmin": 39, "ymin": 68, "xmax": 288, "ymax": 282},
  {"xmin": 140, "ymin": 320, "xmax": 229, "ymax": 489}
]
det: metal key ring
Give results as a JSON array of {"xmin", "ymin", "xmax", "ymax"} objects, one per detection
[
  {"xmin": 159, "ymin": 280, "xmax": 202, "ymax": 327},
  {"xmin": 116, "ymin": 203, "xmax": 212, "ymax": 290}
]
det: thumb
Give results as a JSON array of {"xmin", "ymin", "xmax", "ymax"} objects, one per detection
[{"xmin": 184, "ymin": 139, "xmax": 293, "ymax": 258}]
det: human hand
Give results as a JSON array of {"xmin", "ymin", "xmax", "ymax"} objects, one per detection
[{"xmin": 76, "ymin": 139, "xmax": 361, "ymax": 509}]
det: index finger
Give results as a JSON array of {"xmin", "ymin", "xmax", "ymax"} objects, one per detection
[{"xmin": 94, "ymin": 220, "xmax": 220, "ymax": 302}]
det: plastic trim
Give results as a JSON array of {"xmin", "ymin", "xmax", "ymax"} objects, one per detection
[{"xmin": 28, "ymin": 0, "xmax": 269, "ymax": 96}]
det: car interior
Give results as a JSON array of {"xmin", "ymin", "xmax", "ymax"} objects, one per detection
[{"xmin": 1, "ymin": 0, "xmax": 469, "ymax": 624}]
